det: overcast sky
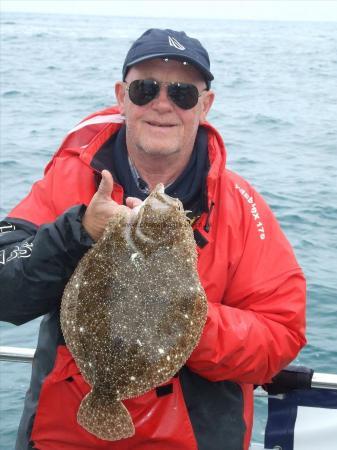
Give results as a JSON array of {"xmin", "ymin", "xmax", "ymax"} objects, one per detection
[{"xmin": 1, "ymin": 0, "xmax": 337, "ymax": 22}]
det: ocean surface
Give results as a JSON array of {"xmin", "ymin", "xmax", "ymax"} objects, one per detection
[{"xmin": 0, "ymin": 12, "xmax": 336, "ymax": 448}]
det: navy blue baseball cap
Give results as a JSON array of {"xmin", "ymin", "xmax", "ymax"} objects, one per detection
[{"xmin": 122, "ymin": 28, "xmax": 214, "ymax": 89}]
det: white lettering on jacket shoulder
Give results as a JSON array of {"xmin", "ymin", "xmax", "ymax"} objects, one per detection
[{"xmin": 235, "ymin": 183, "xmax": 266, "ymax": 240}]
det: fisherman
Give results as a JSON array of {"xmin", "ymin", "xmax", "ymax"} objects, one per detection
[{"xmin": 0, "ymin": 28, "xmax": 306, "ymax": 450}]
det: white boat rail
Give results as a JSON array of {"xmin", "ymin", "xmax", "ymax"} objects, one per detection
[
  {"xmin": 1, "ymin": 346, "xmax": 337, "ymax": 390},
  {"xmin": 0, "ymin": 346, "xmax": 36, "ymax": 363},
  {"xmin": 311, "ymin": 371, "xmax": 337, "ymax": 390}
]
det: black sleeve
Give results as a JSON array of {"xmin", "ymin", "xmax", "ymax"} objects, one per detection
[{"xmin": 0, "ymin": 205, "xmax": 94, "ymax": 325}]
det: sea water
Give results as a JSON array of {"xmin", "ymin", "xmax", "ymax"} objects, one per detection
[{"xmin": 0, "ymin": 12, "xmax": 336, "ymax": 448}]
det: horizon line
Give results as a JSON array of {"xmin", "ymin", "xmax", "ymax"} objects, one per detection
[{"xmin": 2, "ymin": 10, "xmax": 337, "ymax": 23}]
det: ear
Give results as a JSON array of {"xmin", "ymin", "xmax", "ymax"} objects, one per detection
[
  {"xmin": 115, "ymin": 82, "xmax": 126, "ymax": 115},
  {"xmin": 199, "ymin": 90, "xmax": 215, "ymax": 124}
]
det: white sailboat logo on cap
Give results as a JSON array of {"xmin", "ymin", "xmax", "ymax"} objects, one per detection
[{"xmin": 168, "ymin": 36, "xmax": 186, "ymax": 50}]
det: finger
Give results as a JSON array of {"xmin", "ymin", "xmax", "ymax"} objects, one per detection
[
  {"xmin": 125, "ymin": 197, "xmax": 143, "ymax": 209},
  {"xmin": 97, "ymin": 170, "xmax": 114, "ymax": 199}
]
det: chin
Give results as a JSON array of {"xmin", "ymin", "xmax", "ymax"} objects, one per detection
[{"xmin": 139, "ymin": 142, "xmax": 180, "ymax": 157}]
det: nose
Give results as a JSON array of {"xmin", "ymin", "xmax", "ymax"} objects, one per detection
[{"xmin": 151, "ymin": 84, "xmax": 174, "ymax": 112}]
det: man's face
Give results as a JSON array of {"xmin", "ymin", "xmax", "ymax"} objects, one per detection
[{"xmin": 115, "ymin": 59, "xmax": 214, "ymax": 161}]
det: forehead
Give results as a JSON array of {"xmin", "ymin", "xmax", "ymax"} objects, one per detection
[{"xmin": 125, "ymin": 58, "xmax": 205, "ymax": 85}]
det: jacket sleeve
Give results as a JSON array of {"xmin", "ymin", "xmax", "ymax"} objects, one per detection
[
  {"xmin": 0, "ymin": 158, "xmax": 94, "ymax": 326},
  {"xmin": 187, "ymin": 179, "xmax": 306, "ymax": 385},
  {"xmin": 0, "ymin": 207, "xmax": 93, "ymax": 326}
]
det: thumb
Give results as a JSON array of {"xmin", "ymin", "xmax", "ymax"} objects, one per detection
[
  {"xmin": 126, "ymin": 197, "xmax": 143, "ymax": 209},
  {"xmin": 97, "ymin": 170, "xmax": 114, "ymax": 199}
]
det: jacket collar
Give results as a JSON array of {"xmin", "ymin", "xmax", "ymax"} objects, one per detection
[{"xmin": 57, "ymin": 105, "xmax": 227, "ymax": 212}]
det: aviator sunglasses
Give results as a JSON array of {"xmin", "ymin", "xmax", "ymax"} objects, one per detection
[{"xmin": 125, "ymin": 79, "xmax": 206, "ymax": 110}]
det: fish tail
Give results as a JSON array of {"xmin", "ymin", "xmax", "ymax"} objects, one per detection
[{"xmin": 77, "ymin": 389, "xmax": 135, "ymax": 441}]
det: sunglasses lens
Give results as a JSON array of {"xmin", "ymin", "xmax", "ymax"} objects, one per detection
[
  {"xmin": 168, "ymin": 83, "xmax": 199, "ymax": 110},
  {"xmin": 128, "ymin": 80, "xmax": 159, "ymax": 106}
]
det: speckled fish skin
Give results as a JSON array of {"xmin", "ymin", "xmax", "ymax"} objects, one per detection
[{"xmin": 60, "ymin": 184, "xmax": 208, "ymax": 441}]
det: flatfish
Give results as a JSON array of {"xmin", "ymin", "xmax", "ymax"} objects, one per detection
[{"xmin": 60, "ymin": 184, "xmax": 207, "ymax": 441}]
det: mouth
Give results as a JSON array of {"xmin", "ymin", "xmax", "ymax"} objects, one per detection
[{"xmin": 145, "ymin": 121, "xmax": 177, "ymax": 128}]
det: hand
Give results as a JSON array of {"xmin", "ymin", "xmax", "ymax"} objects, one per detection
[{"xmin": 82, "ymin": 170, "xmax": 142, "ymax": 241}]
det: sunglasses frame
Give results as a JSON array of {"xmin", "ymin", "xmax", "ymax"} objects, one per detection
[{"xmin": 124, "ymin": 79, "xmax": 206, "ymax": 110}]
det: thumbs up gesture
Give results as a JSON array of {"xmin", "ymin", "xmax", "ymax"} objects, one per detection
[{"xmin": 82, "ymin": 170, "xmax": 142, "ymax": 241}]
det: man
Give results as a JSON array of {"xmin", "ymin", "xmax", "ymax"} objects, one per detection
[{"xmin": 0, "ymin": 29, "xmax": 306, "ymax": 450}]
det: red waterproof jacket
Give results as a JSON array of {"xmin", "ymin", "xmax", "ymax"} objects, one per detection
[{"xmin": 4, "ymin": 106, "xmax": 306, "ymax": 450}]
